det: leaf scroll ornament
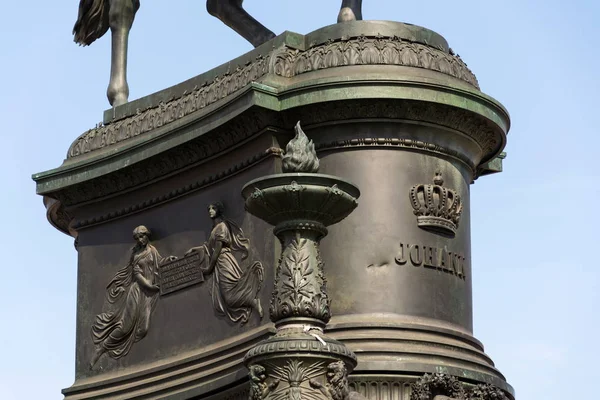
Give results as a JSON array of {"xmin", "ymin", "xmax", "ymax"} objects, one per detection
[
  {"xmin": 279, "ymin": 239, "xmax": 316, "ymax": 317},
  {"xmin": 267, "ymin": 360, "xmax": 325, "ymax": 400}
]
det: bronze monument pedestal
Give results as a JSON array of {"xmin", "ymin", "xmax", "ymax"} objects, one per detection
[{"xmin": 34, "ymin": 21, "xmax": 512, "ymax": 400}]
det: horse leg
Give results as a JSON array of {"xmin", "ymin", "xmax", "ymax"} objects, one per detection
[
  {"xmin": 207, "ymin": 0, "xmax": 275, "ymax": 48},
  {"xmin": 107, "ymin": 0, "xmax": 139, "ymax": 106},
  {"xmin": 338, "ymin": 0, "xmax": 363, "ymax": 22}
]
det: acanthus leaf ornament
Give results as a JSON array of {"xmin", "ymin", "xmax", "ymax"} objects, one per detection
[
  {"xmin": 67, "ymin": 34, "xmax": 479, "ymax": 162},
  {"xmin": 270, "ymin": 238, "xmax": 330, "ymax": 323},
  {"xmin": 272, "ymin": 35, "xmax": 478, "ymax": 88},
  {"xmin": 410, "ymin": 374, "xmax": 509, "ymax": 400},
  {"xmin": 469, "ymin": 384, "xmax": 509, "ymax": 400},
  {"xmin": 410, "ymin": 373, "xmax": 467, "ymax": 400}
]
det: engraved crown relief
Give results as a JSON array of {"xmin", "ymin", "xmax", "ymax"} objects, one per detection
[{"xmin": 410, "ymin": 173, "xmax": 463, "ymax": 237}]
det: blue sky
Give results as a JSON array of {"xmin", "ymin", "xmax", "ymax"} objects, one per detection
[{"xmin": 1, "ymin": 0, "xmax": 598, "ymax": 398}]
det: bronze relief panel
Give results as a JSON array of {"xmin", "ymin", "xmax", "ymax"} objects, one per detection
[{"xmin": 89, "ymin": 201, "xmax": 265, "ymax": 367}]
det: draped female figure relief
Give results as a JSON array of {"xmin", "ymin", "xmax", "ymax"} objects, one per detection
[
  {"xmin": 72, "ymin": 0, "xmax": 363, "ymax": 106},
  {"xmin": 90, "ymin": 225, "xmax": 176, "ymax": 368},
  {"xmin": 186, "ymin": 202, "xmax": 264, "ymax": 324}
]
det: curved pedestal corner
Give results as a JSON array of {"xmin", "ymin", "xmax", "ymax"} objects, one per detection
[
  {"xmin": 198, "ymin": 381, "xmax": 251, "ymax": 400},
  {"xmin": 43, "ymin": 196, "xmax": 75, "ymax": 238},
  {"xmin": 62, "ymin": 326, "xmax": 274, "ymax": 400},
  {"xmin": 326, "ymin": 314, "xmax": 513, "ymax": 396}
]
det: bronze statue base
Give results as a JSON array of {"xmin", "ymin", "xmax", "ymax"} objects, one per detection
[{"xmin": 34, "ymin": 20, "xmax": 512, "ymax": 400}]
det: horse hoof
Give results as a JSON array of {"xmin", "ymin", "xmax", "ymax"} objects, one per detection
[
  {"xmin": 337, "ymin": 7, "xmax": 357, "ymax": 23},
  {"xmin": 108, "ymin": 91, "xmax": 129, "ymax": 107},
  {"xmin": 107, "ymin": 82, "xmax": 129, "ymax": 107}
]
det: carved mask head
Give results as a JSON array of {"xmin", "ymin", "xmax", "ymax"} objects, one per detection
[
  {"xmin": 326, "ymin": 361, "xmax": 347, "ymax": 384},
  {"xmin": 249, "ymin": 365, "xmax": 266, "ymax": 383}
]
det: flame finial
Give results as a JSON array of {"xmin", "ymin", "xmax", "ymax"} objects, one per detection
[{"xmin": 282, "ymin": 122, "xmax": 320, "ymax": 173}]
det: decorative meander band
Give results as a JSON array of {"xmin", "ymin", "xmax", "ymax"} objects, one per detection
[
  {"xmin": 316, "ymin": 137, "xmax": 476, "ymax": 170},
  {"xmin": 244, "ymin": 337, "xmax": 357, "ymax": 363}
]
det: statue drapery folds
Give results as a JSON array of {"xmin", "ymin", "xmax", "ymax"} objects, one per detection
[
  {"xmin": 187, "ymin": 202, "xmax": 264, "ymax": 324},
  {"xmin": 90, "ymin": 203, "xmax": 264, "ymax": 367},
  {"xmin": 90, "ymin": 225, "xmax": 175, "ymax": 368}
]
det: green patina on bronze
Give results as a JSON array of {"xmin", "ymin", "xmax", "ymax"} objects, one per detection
[{"xmin": 33, "ymin": 21, "xmax": 508, "ymax": 199}]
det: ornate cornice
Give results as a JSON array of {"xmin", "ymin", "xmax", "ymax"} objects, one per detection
[
  {"xmin": 65, "ymin": 34, "xmax": 480, "ymax": 162},
  {"xmin": 67, "ymin": 55, "xmax": 271, "ymax": 159},
  {"xmin": 36, "ymin": 27, "xmax": 506, "ymax": 238},
  {"xmin": 285, "ymin": 100, "xmax": 502, "ymax": 159},
  {"xmin": 56, "ymin": 110, "xmax": 279, "ymax": 206},
  {"xmin": 272, "ymin": 35, "xmax": 479, "ymax": 88},
  {"xmin": 72, "ymin": 147, "xmax": 283, "ymax": 229}
]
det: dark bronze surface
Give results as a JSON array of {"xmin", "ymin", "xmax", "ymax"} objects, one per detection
[
  {"xmin": 35, "ymin": 20, "xmax": 513, "ymax": 400},
  {"xmin": 242, "ymin": 122, "xmax": 363, "ymax": 400}
]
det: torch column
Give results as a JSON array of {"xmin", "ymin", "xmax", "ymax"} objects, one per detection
[{"xmin": 242, "ymin": 122, "xmax": 361, "ymax": 400}]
